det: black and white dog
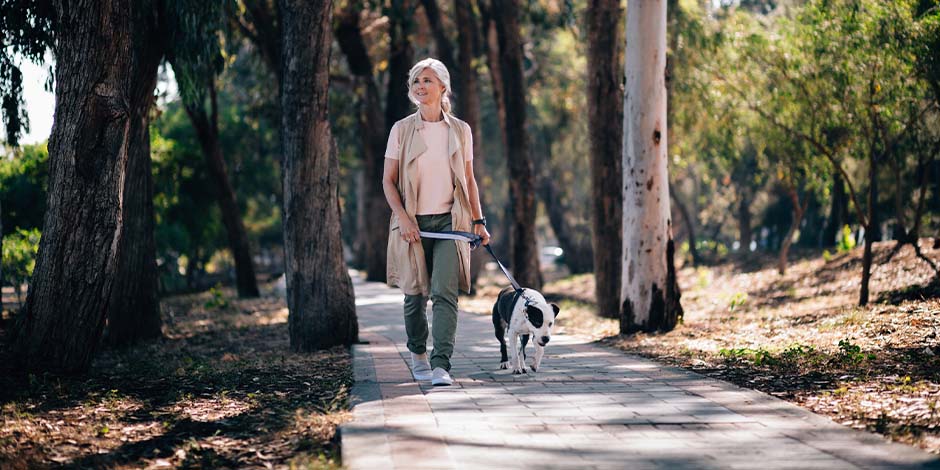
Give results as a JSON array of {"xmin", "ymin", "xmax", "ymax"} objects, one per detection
[{"xmin": 492, "ymin": 286, "xmax": 561, "ymax": 374}]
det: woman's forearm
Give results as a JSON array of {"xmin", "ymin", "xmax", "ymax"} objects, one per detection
[
  {"xmin": 383, "ymin": 179, "xmax": 407, "ymax": 219},
  {"xmin": 467, "ymin": 175, "xmax": 484, "ymax": 220}
]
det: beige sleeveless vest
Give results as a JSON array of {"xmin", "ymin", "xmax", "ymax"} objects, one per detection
[{"xmin": 386, "ymin": 111, "xmax": 473, "ymax": 295}]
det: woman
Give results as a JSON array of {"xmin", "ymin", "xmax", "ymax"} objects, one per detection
[{"xmin": 382, "ymin": 58, "xmax": 491, "ymax": 386}]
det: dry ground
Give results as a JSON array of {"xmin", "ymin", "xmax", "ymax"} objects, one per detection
[
  {"xmin": 463, "ymin": 239, "xmax": 940, "ymax": 454},
  {"xmin": 0, "ymin": 283, "xmax": 351, "ymax": 469}
]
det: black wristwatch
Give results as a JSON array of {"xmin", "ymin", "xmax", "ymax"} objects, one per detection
[{"xmin": 472, "ymin": 217, "xmax": 487, "ymax": 227}]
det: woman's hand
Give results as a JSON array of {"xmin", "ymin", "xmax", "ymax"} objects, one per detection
[
  {"xmin": 474, "ymin": 223, "xmax": 491, "ymax": 245},
  {"xmin": 399, "ymin": 216, "xmax": 420, "ymax": 244}
]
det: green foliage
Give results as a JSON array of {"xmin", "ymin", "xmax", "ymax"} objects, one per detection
[
  {"xmin": 838, "ymin": 338, "xmax": 876, "ymax": 364},
  {"xmin": 837, "ymin": 225, "xmax": 856, "ymax": 253},
  {"xmin": 718, "ymin": 347, "xmax": 776, "ymax": 366},
  {"xmin": 204, "ymin": 284, "xmax": 229, "ymax": 309},
  {"xmin": 151, "ymin": 46, "xmax": 281, "ymax": 289},
  {"xmin": 0, "ymin": 142, "xmax": 48, "ymax": 234},
  {"xmin": 165, "ymin": 0, "xmax": 227, "ymax": 107},
  {"xmin": 2, "ymin": 227, "xmax": 40, "ymax": 299},
  {"xmin": 779, "ymin": 343, "xmax": 817, "ymax": 362},
  {"xmin": 728, "ymin": 292, "xmax": 748, "ymax": 312}
]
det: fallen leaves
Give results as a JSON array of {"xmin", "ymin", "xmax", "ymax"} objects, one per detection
[
  {"xmin": 0, "ymin": 281, "xmax": 351, "ymax": 469},
  {"xmin": 529, "ymin": 239, "xmax": 940, "ymax": 454}
]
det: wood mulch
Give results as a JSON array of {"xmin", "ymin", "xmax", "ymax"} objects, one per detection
[
  {"xmin": 463, "ymin": 239, "xmax": 940, "ymax": 454},
  {"xmin": 0, "ymin": 282, "xmax": 351, "ymax": 469}
]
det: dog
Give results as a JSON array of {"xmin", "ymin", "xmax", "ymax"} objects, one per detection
[{"xmin": 492, "ymin": 286, "xmax": 560, "ymax": 374}]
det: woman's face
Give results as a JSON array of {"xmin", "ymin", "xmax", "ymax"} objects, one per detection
[{"xmin": 412, "ymin": 68, "xmax": 446, "ymax": 107}]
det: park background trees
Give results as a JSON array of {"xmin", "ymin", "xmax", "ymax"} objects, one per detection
[{"xmin": 1, "ymin": 0, "xmax": 940, "ymax": 372}]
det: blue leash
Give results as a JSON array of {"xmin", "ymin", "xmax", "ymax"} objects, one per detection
[{"xmin": 419, "ymin": 230, "xmax": 522, "ymax": 292}]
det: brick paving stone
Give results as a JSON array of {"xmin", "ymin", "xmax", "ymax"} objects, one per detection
[{"xmin": 341, "ymin": 277, "xmax": 940, "ymax": 469}]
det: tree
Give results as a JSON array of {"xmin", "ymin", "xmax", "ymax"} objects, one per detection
[
  {"xmin": 586, "ymin": 0, "xmax": 623, "ymax": 318},
  {"xmin": 718, "ymin": 0, "xmax": 938, "ymax": 303},
  {"xmin": 621, "ymin": 0, "xmax": 682, "ymax": 333},
  {"xmin": 385, "ymin": 0, "xmax": 416, "ymax": 125},
  {"xmin": 279, "ymin": 0, "xmax": 357, "ymax": 351},
  {"xmin": 454, "ymin": 0, "xmax": 486, "ymax": 288},
  {"xmin": 491, "ymin": 0, "xmax": 541, "ymax": 289},
  {"xmin": 12, "ymin": 0, "xmax": 164, "ymax": 372},
  {"xmin": 421, "ymin": 0, "xmax": 488, "ymax": 289},
  {"xmin": 335, "ymin": 4, "xmax": 389, "ymax": 283},
  {"xmin": 105, "ymin": 58, "xmax": 162, "ymax": 346},
  {"xmin": 169, "ymin": 1, "xmax": 260, "ymax": 298}
]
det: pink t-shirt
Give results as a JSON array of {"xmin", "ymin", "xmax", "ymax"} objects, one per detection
[{"xmin": 385, "ymin": 118, "xmax": 474, "ymax": 215}]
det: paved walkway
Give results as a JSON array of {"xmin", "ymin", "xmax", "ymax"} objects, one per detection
[{"xmin": 340, "ymin": 277, "xmax": 940, "ymax": 469}]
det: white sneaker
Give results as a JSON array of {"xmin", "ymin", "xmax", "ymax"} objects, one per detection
[
  {"xmin": 431, "ymin": 367, "xmax": 453, "ymax": 386},
  {"xmin": 411, "ymin": 353, "xmax": 433, "ymax": 381}
]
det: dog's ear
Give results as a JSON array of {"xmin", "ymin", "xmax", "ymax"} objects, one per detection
[
  {"xmin": 526, "ymin": 305, "xmax": 544, "ymax": 328},
  {"xmin": 551, "ymin": 303, "xmax": 560, "ymax": 318}
]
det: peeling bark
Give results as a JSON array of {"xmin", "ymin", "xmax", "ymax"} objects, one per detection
[{"xmin": 621, "ymin": 0, "xmax": 682, "ymax": 333}]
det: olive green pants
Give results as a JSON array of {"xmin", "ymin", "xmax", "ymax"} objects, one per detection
[{"xmin": 403, "ymin": 213, "xmax": 459, "ymax": 371}]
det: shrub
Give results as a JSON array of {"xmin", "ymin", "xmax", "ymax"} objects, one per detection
[{"xmin": 2, "ymin": 228, "xmax": 41, "ymax": 303}]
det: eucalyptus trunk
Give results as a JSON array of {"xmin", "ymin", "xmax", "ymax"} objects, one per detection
[
  {"xmin": 587, "ymin": 0, "xmax": 624, "ymax": 318},
  {"xmin": 14, "ymin": 0, "xmax": 162, "ymax": 372},
  {"xmin": 279, "ymin": 0, "xmax": 357, "ymax": 350},
  {"xmin": 621, "ymin": 0, "xmax": 682, "ymax": 333}
]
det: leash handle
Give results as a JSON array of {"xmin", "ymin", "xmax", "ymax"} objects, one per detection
[{"xmin": 418, "ymin": 230, "xmax": 522, "ymax": 292}]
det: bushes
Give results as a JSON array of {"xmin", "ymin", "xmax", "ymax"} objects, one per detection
[{"xmin": 2, "ymin": 227, "xmax": 40, "ymax": 303}]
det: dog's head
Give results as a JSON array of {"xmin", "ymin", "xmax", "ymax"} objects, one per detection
[{"xmin": 523, "ymin": 299, "xmax": 561, "ymax": 347}]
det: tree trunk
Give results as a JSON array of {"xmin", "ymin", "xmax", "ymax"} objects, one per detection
[
  {"xmin": 230, "ymin": 0, "xmax": 281, "ymax": 86},
  {"xmin": 533, "ymin": 132, "xmax": 593, "ymax": 274},
  {"xmin": 279, "ymin": 0, "xmax": 357, "ymax": 351},
  {"xmin": 737, "ymin": 194, "xmax": 752, "ymax": 251},
  {"xmin": 455, "ymin": 0, "xmax": 486, "ymax": 289},
  {"xmin": 336, "ymin": 5, "xmax": 388, "ymax": 282},
  {"xmin": 105, "ymin": 52, "xmax": 163, "ymax": 346},
  {"xmin": 859, "ymin": 153, "xmax": 878, "ymax": 306},
  {"xmin": 587, "ymin": 0, "xmax": 624, "ymax": 318},
  {"xmin": 421, "ymin": 0, "xmax": 459, "ymax": 96},
  {"xmin": 184, "ymin": 80, "xmax": 260, "ymax": 298},
  {"xmin": 621, "ymin": 0, "xmax": 682, "ymax": 333},
  {"xmin": 823, "ymin": 172, "xmax": 847, "ymax": 246},
  {"xmin": 670, "ymin": 185, "xmax": 699, "ymax": 266},
  {"xmin": 492, "ymin": 0, "xmax": 541, "ymax": 289},
  {"xmin": 480, "ymin": 1, "xmax": 512, "ymax": 267},
  {"xmin": 385, "ymin": 0, "xmax": 415, "ymax": 125},
  {"xmin": 778, "ymin": 185, "xmax": 807, "ymax": 275},
  {"xmin": 13, "ymin": 0, "xmax": 162, "ymax": 373}
]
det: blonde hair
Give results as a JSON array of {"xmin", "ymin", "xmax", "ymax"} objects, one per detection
[{"xmin": 406, "ymin": 58, "xmax": 453, "ymax": 114}]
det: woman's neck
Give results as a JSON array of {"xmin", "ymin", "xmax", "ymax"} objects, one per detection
[{"xmin": 419, "ymin": 105, "xmax": 443, "ymax": 122}]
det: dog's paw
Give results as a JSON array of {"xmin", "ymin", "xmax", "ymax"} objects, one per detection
[
  {"xmin": 529, "ymin": 365, "xmax": 538, "ymax": 373},
  {"xmin": 498, "ymin": 361, "xmax": 509, "ymax": 370},
  {"xmin": 512, "ymin": 367, "xmax": 527, "ymax": 374}
]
